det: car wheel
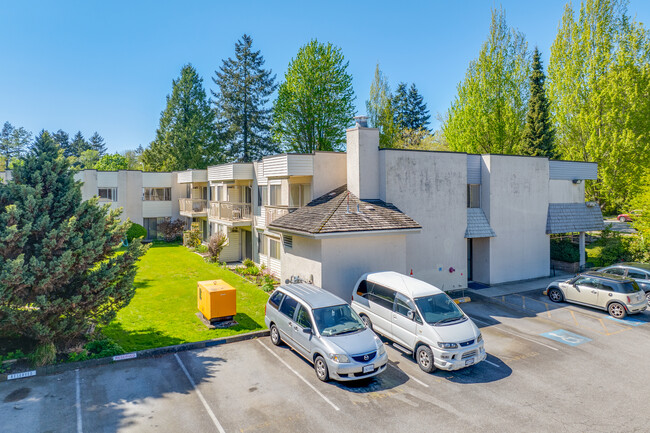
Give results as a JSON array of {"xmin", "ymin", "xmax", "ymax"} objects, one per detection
[
  {"xmin": 270, "ymin": 324, "xmax": 282, "ymax": 346},
  {"xmin": 619, "ymin": 216, "xmax": 626, "ymax": 223},
  {"xmin": 416, "ymin": 345, "xmax": 436, "ymax": 373},
  {"xmin": 548, "ymin": 288, "xmax": 563, "ymax": 303},
  {"xmin": 360, "ymin": 314, "xmax": 373, "ymax": 331},
  {"xmin": 314, "ymin": 355, "xmax": 329, "ymax": 382},
  {"xmin": 645, "ymin": 292, "xmax": 650, "ymax": 307},
  {"xmin": 608, "ymin": 302, "xmax": 627, "ymax": 319}
]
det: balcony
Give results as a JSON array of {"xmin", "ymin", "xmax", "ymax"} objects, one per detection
[
  {"xmin": 209, "ymin": 202, "xmax": 252, "ymax": 225},
  {"xmin": 265, "ymin": 206, "xmax": 297, "ymax": 225},
  {"xmin": 179, "ymin": 198, "xmax": 208, "ymax": 217}
]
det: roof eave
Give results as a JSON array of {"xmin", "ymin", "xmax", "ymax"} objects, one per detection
[{"xmin": 268, "ymin": 226, "xmax": 422, "ymax": 239}]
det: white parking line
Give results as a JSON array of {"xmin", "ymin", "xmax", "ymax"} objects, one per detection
[
  {"xmin": 471, "ymin": 318, "xmax": 559, "ymax": 351},
  {"xmin": 75, "ymin": 369, "xmax": 83, "ymax": 433},
  {"xmin": 174, "ymin": 353, "xmax": 226, "ymax": 433},
  {"xmin": 388, "ymin": 363, "xmax": 429, "ymax": 388},
  {"xmin": 257, "ymin": 340, "xmax": 340, "ymax": 411},
  {"xmin": 484, "ymin": 360, "xmax": 500, "ymax": 368}
]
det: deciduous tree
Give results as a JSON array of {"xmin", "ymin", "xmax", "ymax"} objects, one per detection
[
  {"xmin": 366, "ymin": 64, "xmax": 398, "ymax": 148},
  {"xmin": 272, "ymin": 40, "xmax": 355, "ymax": 152},
  {"xmin": 443, "ymin": 7, "xmax": 530, "ymax": 154},
  {"xmin": 0, "ymin": 122, "xmax": 32, "ymax": 170},
  {"xmin": 95, "ymin": 153, "xmax": 130, "ymax": 171}
]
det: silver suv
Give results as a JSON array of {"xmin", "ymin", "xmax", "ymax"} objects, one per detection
[
  {"xmin": 264, "ymin": 283, "xmax": 388, "ymax": 382},
  {"xmin": 597, "ymin": 263, "xmax": 650, "ymax": 305}
]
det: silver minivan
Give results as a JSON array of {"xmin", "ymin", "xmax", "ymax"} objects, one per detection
[{"xmin": 264, "ymin": 283, "xmax": 388, "ymax": 382}]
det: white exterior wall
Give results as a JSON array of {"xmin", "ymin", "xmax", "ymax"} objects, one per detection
[
  {"xmin": 483, "ymin": 155, "xmax": 550, "ymax": 284},
  {"xmin": 280, "ymin": 236, "xmax": 323, "ymax": 286},
  {"xmin": 312, "ymin": 152, "xmax": 347, "ymax": 198},
  {"xmin": 347, "ymin": 127, "xmax": 380, "ymax": 200},
  {"xmin": 549, "ymin": 179, "xmax": 585, "ymax": 203},
  {"xmin": 320, "ymin": 234, "xmax": 407, "ymax": 300},
  {"xmin": 381, "ymin": 150, "xmax": 468, "ymax": 291}
]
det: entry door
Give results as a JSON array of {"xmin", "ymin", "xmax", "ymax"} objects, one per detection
[
  {"xmin": 467, "ymin": 239, "xmax": 473, "ymax": 281},
  {"xmin": 243, "ymin": 231, "xmax": 252, "ymax": 260}
]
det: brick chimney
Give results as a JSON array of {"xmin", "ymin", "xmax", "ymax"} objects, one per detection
[{"xmin": 346, "ymin": 116, "xmax": 380, "ymax": 200}]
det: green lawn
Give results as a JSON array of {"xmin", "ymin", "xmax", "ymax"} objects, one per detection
[{"xmin": 102, "ymin": 242, "xmax": 269, "ymax": 352}]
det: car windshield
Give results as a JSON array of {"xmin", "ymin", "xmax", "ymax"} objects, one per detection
[
  {"xmin": 312, "ymin": 304, "xmax": 366, "ymax": 337},
  {"xmin": 414, "ymin": 293, "xmax": 467, "ymax": 325},
  {"xmin": 620, "ymin": 281, "xmax": 641, "ymax": 293}
]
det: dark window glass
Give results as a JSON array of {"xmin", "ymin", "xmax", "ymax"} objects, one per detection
[
  {"xmin": 295, "ymin": 306, "xmax": 312, "ymax": 329},
  {"xmin": 356, "ymin": 280, "xmax": 368, "ymax": 297},
  {"xmin": 279, "ymin": 295, "xmax": 298, "ymax": 319},
  {"xmin": 394, "ymin": 293, "xmax": 415, "ymax": 317},
  {"xmin": 368, "ymin": 283, "xmax": 396, "ymax": 310},
  {"xmin": 628, "ymin": 270, "xmax": 646, "ymax": 279},
  {"xmin": 618, "ymin": 281, "xmax": 641, "ymax": 293},
  {"xmin": 268, "ymin": 291, "xmax": 284, "ymax": 309},
  {"xmin": 604, "ymin": 267, "xmax": 625, "ymax": 276},
  {"xmin": 574, "ymin": 277, "xmax": 595, "ymax": 288},
  {"xmin": 599, "ymin": 283, "xmax": 614, "ymax": 292}
]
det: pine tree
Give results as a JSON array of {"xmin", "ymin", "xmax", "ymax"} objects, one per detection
[
  {"xmin": 392, "ymin": 83, "xmax": 409, "ymax": 129},
  {"xmin": 52, "ymin": 130, "xmax": 72, "ymax": 157},
  {"xmin": 70, "ymin": 131, "xmax": 90, "ymax": 157},
  {"xmin": 212, "ymin": 34, "xmax": 278, "ymax": 162},
  {"xmin": 392, "ymin": 83, "xmax": 430, "ymax": 131},
  {"xmin": 0, "ymin": 131, "xmax": 147, "ymax": 359},
  {"xmin": 521, "ymin": 48, "xmax": 555, "ymax": 158},
  {"xmin": 142, "ymin": 64, "xmax": 221, "ymax": 171},
  {"xmin": 0, "ymin": 122, "xmax": 32, "ymax": 170},
  {"xmin": 272, "ymin": 40, "xmax": 355, "ymax": 152},
  {"xmin": 88, "ymin": 132, "xmax": 107, "ymax": 156}
]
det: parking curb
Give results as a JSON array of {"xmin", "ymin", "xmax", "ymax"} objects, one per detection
[{"xmin": 0, "ymin": 329, "xmax": 270, "ymax": 383}]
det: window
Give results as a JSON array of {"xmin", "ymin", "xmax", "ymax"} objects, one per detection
[
  {"xmin": 574, "ymin": 277, "xmax": 596, "ymax": 288},
  {"xmin": 604, "ymin": 267, "xmax": 625, "ymax": 276},
  {"xmin": 467, "ymin": 184, "xmax": 480, "ymax": 208},
  {"xmin": 290, "ymin": 184, "xmax": 311, "ymax": 207},
  {"xmin": 283, "ymin": 235, "xmax": 292, "ymax": 249},
  {"xmin": 627, "ymin": 270, "xmax": 647, "ymax": 279},
  {"xmin": 270, "ymin": 185, "xmax": 282, "ymax": 206},
  {"xmin": 356, "ymin": 280, "xmax": 368, "ymax": 297},
  {"xmin": 143, "ymin": 187, "xmax": 171, "ymax": 201},
  {"xmin": 258, "ymin": 186, "xmax": 268, "ymax": 206},
  {"xmin": 269, "ymin": 238, "xmax": 281, "ymax": 259},
  {"xmin": 143, "ymin": 217, "xmax": 160, "ymax": 239},
  {"xmin": 279, "ymin": 295, "xmax": 298, "ymax": 319},
  {"xmin": 258, "ymin": 232, "xmax": 267, "ymax": 255},
  {"xmin": 268, "ymin": 291, "xmax": 285, "ymax": 309},
  {"xmin": 295, "ymin": 306, "xmax": 313, "ymax": 329},
  {"xmin": 367, "ymin": 283, "xmax": 396, "ymax": 310},
  {"xmin": 394, "ymin": 293, "xmax": 415, "ymax": 317},
  {"xmin": 98, "ymin": 187, "xmax": 117, "ymax": 201}
]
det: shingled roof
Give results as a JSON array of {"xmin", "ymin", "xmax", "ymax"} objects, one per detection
[
  {"xmin": 268, "ymin": 185, "xmax": 421, "ymax": 236},
  {"xmin": 546, "ymin": 203, "xmax": 605, "ymax": 234}
]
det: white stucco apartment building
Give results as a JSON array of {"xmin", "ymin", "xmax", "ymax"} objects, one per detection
[{"xmin": 4, "ymin": 120, "xmax": 602, "ymax": 300}]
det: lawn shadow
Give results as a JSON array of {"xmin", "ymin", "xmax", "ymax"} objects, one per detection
[
  {"xmin": 100, "ymin": 322, "xmax": 187, "ymax": 352},
  {"xmin": 230, "ymin": 312, "xmax": 263, "ymax": 332},
  {"xmin": 132, "ymin": 277, "xmax": 153, "ymax": 290}
]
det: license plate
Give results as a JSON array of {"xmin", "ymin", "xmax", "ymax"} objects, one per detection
[
  {"xmin": 465, "ymin": 358, "xmax": 474, "ymax": 366},
  {"xmin": 363, "ymin": 365, "xmax": 374, "ymax": 373}
]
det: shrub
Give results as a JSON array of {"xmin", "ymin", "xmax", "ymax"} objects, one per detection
[
  {"xmin": 550, "ymin": 238, "xmax": 580, "ymax": 262},
  {"xmin": 67, "ymin": 338, "xmax": 124, "ymax": 362},
  {"xmin": 184, "ymin": 222, "xmax": 202, "ymax": 248},
  {"xmin": 30, "ymin": 342, "xmax": 56, "ymax": 367},
  {"xmin": 243, "ymin": 259, "xmax": 255, "ymax": 267},
  {"xmin": 196, "ymin": 244, "xmax": 208, "ymax": 253},
  {"xmin": 158, "ymin": 218, "xmax": 185, "ymax": 242},
  {"xmin": 243, "ymin": 266, "xmax": 260, "ymax": 276},
  {"xmin": 126, "ymin": 222, "xmax": 147, "ymax": 242},
  {"xmin": 207, "ymin": 233, "xmax": 228, "ymax": 263}
]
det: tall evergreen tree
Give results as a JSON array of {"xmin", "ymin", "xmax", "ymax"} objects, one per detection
[
  {"xmin": 392, "ymin": 83, "xmax": 409, "ymax": 130},
  {"xmin": 70, "ymin": 131, "xmax": 90, "ymax": 157},
  {"xmin": 52, "ymin": 130, "xmax": 72, "ymax": 157},
  {"xmin": 521, "ymin": 47, "xmax": 555, "ymax": 157},
  {"xmin": 0, "ymin": 131, "xmax": 147, "ymax": 361},
  {"xmin": 548, "ymin": 0, "xmax": 650, "ymax": 211},
  {"xmin": 0, "ymin": 122, "xmax": 32, "ymax": 170},
  {"xmin": 88, "ymin": 132, "xmax": 107, "ymax": 156},
  {"xmin": 366, "ymin": 64, "xmax": 398, "ymax": 147},
  {"xmin": 272, "ymin": 40, "xmax": 355, "ymax": 152},
  {"xmin": 142, "ymin": 64, "xmax": 221, "ymax": 171},
  {"xmin": 443, "ymin": 7, "xmax": 530, "ymax": 154},
  {"xmin": 212, "ymin": 34, "xmax": 278, "ymax": 162}
]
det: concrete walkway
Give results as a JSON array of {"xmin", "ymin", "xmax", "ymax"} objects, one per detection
[{"xmin": 466, "ymin": 272, "xmax": 573, "ymax": 298}]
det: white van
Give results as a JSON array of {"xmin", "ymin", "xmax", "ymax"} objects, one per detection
[{"xmin": 351, "ymin": 271, "xmax": 486, "ymax": 373}]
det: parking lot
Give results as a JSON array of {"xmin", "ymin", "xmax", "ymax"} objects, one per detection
[{"xmin": 2, "ymin": 290, "xmax": 650, "ymax": 433}]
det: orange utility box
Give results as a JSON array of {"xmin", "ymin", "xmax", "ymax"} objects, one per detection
[{"xmin": 197, "ymin": 280, "xmax": 236, "ymax": 322}]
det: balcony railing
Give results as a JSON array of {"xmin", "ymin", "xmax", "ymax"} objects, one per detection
[
  {"xmin": 265, "ymin": 206, "xmax": 297, "ymax": 225},
  {"xmin": 179, "ymin": 198, "xmax": 208, "ymax": 215},
  {"xmin": 209, "ymin": 202, "xmax": 252, "ymax": 222}
]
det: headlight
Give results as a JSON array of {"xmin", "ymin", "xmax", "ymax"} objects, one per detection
[
  {"xmin": 437, "ymin": 342, "xmax": 458, "ymax": 349},
  {"xmin": 329, "ymin": 353, "xmax": 350, "ymax": 363},
  {"xmin": 377, "ymin": 343, "xmax": 386, "ymax": 356},
  {"xmin": 477, "ymin": 333, "xmax": 483, "ymax": 343}
]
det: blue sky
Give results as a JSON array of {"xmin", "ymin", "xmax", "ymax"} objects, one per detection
[{"xmin": 2, "ymin": 0, "xmax": 649, "ymax": 153}]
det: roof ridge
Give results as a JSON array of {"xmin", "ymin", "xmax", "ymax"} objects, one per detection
[{"xmin": 315, "ymin": 188, "xmax": 349, "ymax": 233}]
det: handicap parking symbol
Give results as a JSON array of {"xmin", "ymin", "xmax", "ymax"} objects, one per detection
[{"xmin": 540, "ymin": 329, "xmax": 591, "ymax": 346}]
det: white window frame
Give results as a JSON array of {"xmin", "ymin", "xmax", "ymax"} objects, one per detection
[{"xmin": 98, "ymin": 187, "xmax": 117, "ymax": 201}]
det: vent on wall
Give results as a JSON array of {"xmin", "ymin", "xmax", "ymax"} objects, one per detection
[{"xmin": 283, "ymin": 235, "xmax": 293, "ymax": 249}]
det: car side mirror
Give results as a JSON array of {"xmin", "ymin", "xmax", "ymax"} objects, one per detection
[
  {"xmin": 302, "ymin": 327, "xmax": 312, "ymax": 334},
  {"xmin": 407, "ymin": 310, "xmax": 415, "ymax": 320}
]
